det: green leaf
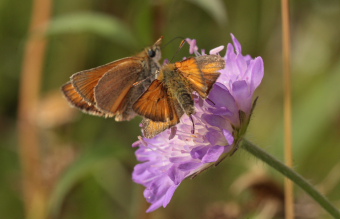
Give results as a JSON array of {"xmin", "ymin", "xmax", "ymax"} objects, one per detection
[
  {"xmin": 133, "ymin": 0, "xmax": 153, "ymax": 45},
  {"xmin": 43, "ymin": 12, "xmax": 138, "ymax": 48},
  {"xmin": 47, "ymin": 144, "xmax": 123, "ymax": 217},
  {"xmin": 269, "ymin": 62, "xmax": 340, "ymax": 159},
  {"xmin": 185, "ymin": 0, "xmax": 228, "ymax": 26},
  {"xmin": 93, "ymin": 160, "xmax": 135, "ymax": 218},
  {"xmin": 241, "ymin": 139, "xmax": 340, "ymax": 219}
]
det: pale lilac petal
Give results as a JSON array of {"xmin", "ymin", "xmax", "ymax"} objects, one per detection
[
  {"xmin": 163, "ymin": 59, "xmax": 170, "ymax": 65},
  {"xmin": 202, "ymin": 114, "xmax": 230, "ymax": 130},
  {"xmin": 209, "ymin": 45, "xmax": 224, "ymax": 55},
  {"xmin": 145, "ymin": 177, "xmax": 178, "ymax": 212},
  {"xmin": 207, "ymin": 83, "xmax": 239, "ymax": 125},
  {"xmin": 207, "ymin": 107, "xmax": 231, "ymax": 116},
  {"xmin": 250, "ymin": 57, "xmax": 264, "ymax": 91},
  {"xmin": 208, "ymin": 83, "xmax": 237, "ymax": 109},
  {"xmin": 223, "ymin": 129, "xmax": 234, "ymax": 145},
  {"xmin": 186, "ymin": 38, "xmax": 198, "ymax": 54},
  {"xmin": 169, "ymin": 156, "xmax": 191, "ymax": 163},
  {"xmin": 191, "ymin": 146, "xmax": 209, "ymax": 160},
  {"xmin": 231, "ymin": 33, "xmax": 242, "ymax": 54},
  {"xmin": 168, "ymin": 165, "xmax": 186, "ymax": 185},
  {"xmin": 146, "ymin": 198, "xmax": 163, "ymax": 213},
  {"xmin": 132, "ymin": 141, "xmax": 141, "ymax": 147},
  {"xmin": 232, "ymin": 80, "xmax": 252, "ymax": 113},
  {"xmin": 206, "ymin": 129, "xmax": 226, "ymax": 145},
  {"xmin": 163, "ymin": 186, "xmax": 178, "ymax": 207},
  {"xmin": 202, "ymin": 146, "xmax": 225, "ymax": 163},
  {"xmin": 177, "ymin": 162, "xmax": 202, "ymax": 171},
  {"xmin": 226, "ymin": 43, "xmax": 236, "ymax": 60}
]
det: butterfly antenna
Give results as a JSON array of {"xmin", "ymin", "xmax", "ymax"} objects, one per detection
[
  {"xmin": 160, "ymin": 36, "xmax": 188, "ymax": 63},
  {"xmin": 189, "ymin": 115, "xmax": 195, "ymax": 134},
  {"xmin": 161, "ymin": 36, "xmax": 185, "ymax": 50},
  {"xmin": 169, "ymin": 40, "xmax": 187, "ymax": 63}
]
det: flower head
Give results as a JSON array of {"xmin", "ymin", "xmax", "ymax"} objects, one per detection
[{"xmin": 132, "ymin": 34, "xmax": 264, "ymax": 212}]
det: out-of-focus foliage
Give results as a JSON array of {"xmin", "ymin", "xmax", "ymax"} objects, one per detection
[
  {"xmin": 45, "ymin": 12, "xmax": 138, "ymax": 48},
  {"xmin": 1, "ymin": 0, "xmax": 340, "ymax": 218}
]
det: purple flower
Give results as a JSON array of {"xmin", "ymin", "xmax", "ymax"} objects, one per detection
[{"xmin": 132, "ymin": 34, "xmax": 264, "ymax": 212}]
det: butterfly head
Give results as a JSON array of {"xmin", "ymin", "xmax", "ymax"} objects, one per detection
[{"xmin": 146, "ymin": 36, "xmax": 163, "ymax": 62}]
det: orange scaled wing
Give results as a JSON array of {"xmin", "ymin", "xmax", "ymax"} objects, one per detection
[
  {"xmin": 141, "ymin": 97, "xmax": 183, "ymax": 138},
  {"xmin": 195, "ymin": 55, "xmax": 225, "ymax": 95},
  {"xmin": 132, "ymin": 79, "xmax": 175, "ymax": 122},
  {"xmin": 175, "ymin": 57, "xmax": 208, "ymax": 98},
  {"xmin": 71, "ymin": 58, "xmax": 134, "ymax": 104},
  {"xmin": 94, "ymin": 59, "xmax": 144, "ymax": 115},
  {"xmin": 61, "ymin": 82, "xmax": 106, "ymax": 116}
]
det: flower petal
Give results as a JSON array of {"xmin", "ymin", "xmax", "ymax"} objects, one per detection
[
  {"xmin": 231, "ymin": 33, "xmax": 242, "ymax": 54},
  {"xmin": 202, "ymin": 145, "xmax": 226, "ymax": 163},
  {"xmin": 209, "ymin": 45, "xmax": 224, "ymax": 55},
  {"xmin": 191, "ymin": 146, "xmax": 209, "ymax": 160},
  {"xmin": 232, "ymin": 80, "xmax": 252, "ymax": 114},
  {"xmin": 223, "ymin": 129, "xmax": 234, "ymax": 145},
  {"xmin": 186, "ymin": 38, "xmax": 198, "ymax": 54},
  {"xmin": 250, "ymin": 57, "xmax": 264, "ymax": 92}
]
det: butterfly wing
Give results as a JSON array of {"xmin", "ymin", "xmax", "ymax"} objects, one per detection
[
  {"xmin": 141, "ymin": 97, "xmax": 183, "ymax": 138},
  {"xmin": 94, "ymin": 59, "xmax": 151, "ymax": 120},
  {"xmin": 71, "ymin": 58, "xmax": 133, "ymax": 104},
  {"xmin": 61, "ymin": 82, "xmax": 107, "ymax": 116},
  {"xmin": 176, "ymin": 55, "xmax": 224, "ymax": 98},
  {"xmin": 141, "ymin": 118, "xmax": 178, "ymax": 139},
  {"xmin": 195, "ymin": 55, "xmax": 225, "ymax": 95},
  {"xmin": 132, "ymin": 79, "xmax": 176, "ymax": 122},
  {"xmin": 175, "ymin": 57, "xmax": 208, "ymax": 98}
]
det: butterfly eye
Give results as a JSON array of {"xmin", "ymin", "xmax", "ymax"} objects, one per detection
[{"xmin": 148, "ymin": 49, "xmax": 156, "ymax": 58}]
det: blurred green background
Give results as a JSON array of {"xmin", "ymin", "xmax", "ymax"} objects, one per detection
[{"xmin": 1, "ymin": 0, "xmax": 340, "ymax": 218}]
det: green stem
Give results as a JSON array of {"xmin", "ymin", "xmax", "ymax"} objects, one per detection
[{"xmin": 240, "ymin": 138, "xmax": 340, "ymax": 219}]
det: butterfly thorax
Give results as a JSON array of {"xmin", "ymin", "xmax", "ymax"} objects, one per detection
[
  {"xmin": 136, "ymin": 45, "xmax": 162, "ymax": 83},
  {"xmin": 117, "ymin": 47, "xmax": 162, "ymax": 121}
]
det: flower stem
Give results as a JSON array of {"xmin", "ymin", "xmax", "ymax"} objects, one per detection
[
  {"xmin": 18, "ymin": 0, "xmax": 52, "ymax": 218},
  {"xmin": 240, "ymin": 138, "xmax": 340, "ymax": 218},
  {"xmin": 281, "ymin": 0, "xmax": 294, "ymax": 217}
]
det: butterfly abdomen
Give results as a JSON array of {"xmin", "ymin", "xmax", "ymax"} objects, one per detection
[
  {"xmin": 175, "ymin": 87, "xmax": 194, "ymax": 115},
  {"xmin": 163, "ymin": 66, "xmax": 195, "ymax": 116}
]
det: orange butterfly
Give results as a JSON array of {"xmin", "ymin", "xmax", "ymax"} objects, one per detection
[
  {"xmin": 132, "ymin": 55, "xmax": 225, "ymax": 138},
  {"xmin": 61, "ymin": 37, "xmax": 163, "ymax": 121}
]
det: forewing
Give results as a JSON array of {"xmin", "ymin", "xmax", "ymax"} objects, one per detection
[
  {"xmin": 132, "ymin": 79, "xmax": 175, "ymax": 122},
  {"xmin": 93, "ymin": 59, "xmax": 147, "ymax": 116},
  {"xmin": 175, "ymin": 57, "xmax": 208, "ymax": 98},
  {"xmin": 61, "ymin": 82, "xmax": 107, "ymax": 116},
  {"xmin": 71, "ymin": 58, "xmax": 135, "ymax": 104},
  {"xmin": 195, "ymin": 55, "xmax": 225, "ymax": 95}
]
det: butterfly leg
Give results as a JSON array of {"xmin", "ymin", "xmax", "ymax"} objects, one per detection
[
  {"xmin": 133, "ymin": 76, "xmax": 151, "ymax": 87},
  {"xmin": 189, "ymin": 114, "xmax": 195, "ymax": 134},
  {"xmin": 206, "ymin": 98, "xmax": 216, "ymax": 105}
]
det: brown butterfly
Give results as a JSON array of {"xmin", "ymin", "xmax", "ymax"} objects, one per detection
[
  {"xmin": 132, "ymin": 55, "xmax": 225, "ymax": 138},
  {"xmin": 61, "ymin": 37, "xmax": 163, "ymax": 121}
]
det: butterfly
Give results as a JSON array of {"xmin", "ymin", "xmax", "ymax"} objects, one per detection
[
  {"xmin": 132, "ymin": 54, "xmax": 225, "ymax": 138},
  {"xmin": 61, "ymin": 37, "xmax": 163, "ymax": 121}
]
